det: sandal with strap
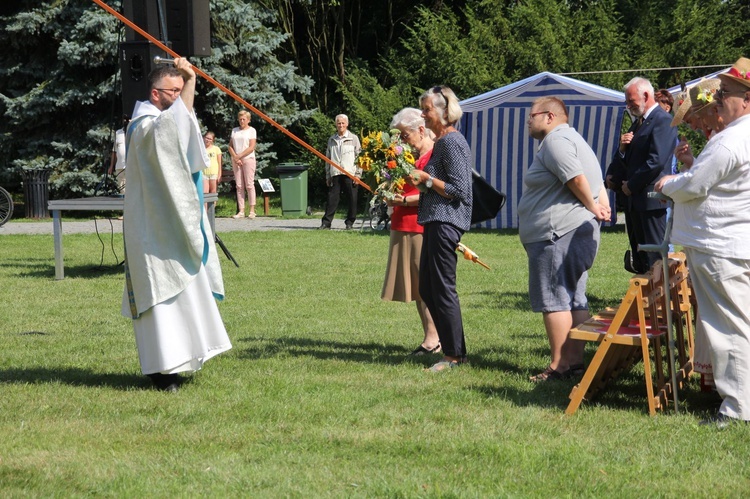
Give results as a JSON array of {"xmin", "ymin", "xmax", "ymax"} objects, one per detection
[
  {"xmin": 529, "ymin": 366, "xmax": 568, "ymax": 383},
  {"xmin": 410, "ymin": 343, "xmax": 441, "ymax": 356}
]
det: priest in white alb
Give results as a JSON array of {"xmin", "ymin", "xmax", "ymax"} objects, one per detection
[{"xmin": 122, "ymin": 58, "xmax": 231, "ymax": 392}]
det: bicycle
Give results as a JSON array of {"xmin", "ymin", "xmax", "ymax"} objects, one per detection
[
  {"xmin": 0, "ymin": 186, "xmax": 13, "ymax": 226},
  {"xmin": 368, "ymin": 199, "xmax": 390, "ymax": 231}
]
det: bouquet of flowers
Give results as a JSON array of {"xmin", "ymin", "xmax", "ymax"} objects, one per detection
[{"xmin": 358, "ymin": 129, "xmax": 416, "ymax": 205}]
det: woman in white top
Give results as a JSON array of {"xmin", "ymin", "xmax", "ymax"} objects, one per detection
[{"xmin": 228, "ymin": 110, "xmax": 258, "ymax": 218}]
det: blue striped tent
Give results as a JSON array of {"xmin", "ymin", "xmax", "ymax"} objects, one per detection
[{"xmin": 459, "ymin": 72, "xmax": 626, "ymax": 229}]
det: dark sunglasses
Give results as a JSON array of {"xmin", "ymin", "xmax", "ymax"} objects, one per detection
[
  {"xmin": 716, "ymin": 88, "xmax": 749, "ymax": 101},
  {"xmin": 432, "ymin": 86, "xmax": 449, "ymax": 108}
]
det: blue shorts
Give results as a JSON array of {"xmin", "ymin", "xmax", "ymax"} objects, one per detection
[{"xmin": 523, "ymin": 219, "xmax": 600, "ymax": 313}]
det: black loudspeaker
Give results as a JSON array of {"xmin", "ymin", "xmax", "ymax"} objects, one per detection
[
  {"xmin": 165, "ymin": 0, "xmax": 211, "ymax": 57},
  {"xmin": 123, "ymin": 0, "xmax": 165, "ymax": 42},
  {"xmin": 119, "ymin": 41, "xmax": 170, "ymax": 116}
]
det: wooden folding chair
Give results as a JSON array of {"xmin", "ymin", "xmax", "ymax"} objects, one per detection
[{"xmin": 565, "ymin": 253, "xmax": 694, "ymax": 416}]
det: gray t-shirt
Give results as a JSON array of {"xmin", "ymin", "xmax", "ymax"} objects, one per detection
[{"xmin": 518, "ymin": 124, "xmax": 603, "ymax": 244}]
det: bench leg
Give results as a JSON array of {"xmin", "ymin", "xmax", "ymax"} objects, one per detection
[{"xmin": 53, "ymin": 210, "xmax": 64, "ymax": 280}]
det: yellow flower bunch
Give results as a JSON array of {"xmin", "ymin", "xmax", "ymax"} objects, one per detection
[{"xmin": 358, "ymin": 129, "xmax": 416, "ymax": 204}]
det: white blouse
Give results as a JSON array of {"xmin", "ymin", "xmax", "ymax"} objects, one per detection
[{"xmin": 662, "ymin": 114, "xmax": 750, "ymax": 259}]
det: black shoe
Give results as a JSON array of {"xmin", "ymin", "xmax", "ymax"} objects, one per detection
[
  {"xmin": 318, "ymin": 224, "xmax": 331, "ymax": 230},
  {"xmin": 345, "ymin": 223, "xmax": 354, "ymax": 230},
  {"xmin": 409, "ymin": 343, "xmax": 442, "ymax": 356},
  {"xmin": 624, "ymin": 250, "xmax": 638, "ymax": 274},
  {"xmin": 147, "ymin": 373, "xmax": 181, "ymax": 392},
  {"xmin": 699, "ymin": 413, "xmax": 747, "ymax": 429}
]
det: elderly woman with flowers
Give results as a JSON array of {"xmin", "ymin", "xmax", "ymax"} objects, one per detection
[
  {"xmin": 407, "ymin": 86, "xmax": 473, "ymax": 372},
  {"xmin": 377, "ymin": 108, "xmax": 440, "ymax": 356}
]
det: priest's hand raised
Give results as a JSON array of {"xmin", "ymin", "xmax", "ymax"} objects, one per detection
[{"xmin": 174, "ymin": 58, "xmax": 196, "ymax": 112}]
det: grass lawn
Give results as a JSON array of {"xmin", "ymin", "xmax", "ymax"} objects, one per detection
[{"xmin": 1, "ymin": 226, "xmax": 748, "ymax": 496}]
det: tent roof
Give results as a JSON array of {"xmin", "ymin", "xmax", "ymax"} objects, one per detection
[
  {"xmin": 459, "ymin": 71, "xmax": 624, "ymax": 111},
  {"xmin": 666, "ymin": 67, "xmax": 729, "ymax": 96},
  {"xmin": 457, "ymin": 72, "xmax": 626, "ymax": 229}
]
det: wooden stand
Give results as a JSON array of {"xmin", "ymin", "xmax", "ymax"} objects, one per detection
[
  {"xmin": 257, "ymin": 178, "xmax": 275, "ymax": 216},
  {"xmin": 565, "ymin": 253, "xmax": 694, "ymax": 416}
]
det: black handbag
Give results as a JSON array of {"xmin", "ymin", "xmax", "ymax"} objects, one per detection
[{"xmin": 471, "ymin": 170, "xmax": 506, "ymax": 224}]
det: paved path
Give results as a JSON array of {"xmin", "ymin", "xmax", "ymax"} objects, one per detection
[{"xmin": 0, "ymin": 216, "xmax": 369, "ymax": 235}]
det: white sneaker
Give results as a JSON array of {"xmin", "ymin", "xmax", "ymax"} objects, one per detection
[
  {"xmin": 247, "ymin": 212, "xmax": 256, "ymax": 219},
  {"xmin": 231, "ymin": 213, "xmax": 243, "ymax": 219}
]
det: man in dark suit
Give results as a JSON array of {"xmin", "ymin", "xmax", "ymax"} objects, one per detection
[{"xmin": 606, "ymin": 77, "xmax": 677, "ymax": 274}]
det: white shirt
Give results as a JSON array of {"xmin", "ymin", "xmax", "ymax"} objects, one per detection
[
  {"xmin": 661, "ymin": 114, "xmax": 750, "ymax": 259},
  {"xmin": 230, "ymin": 126, "xmax": 256, "ymax": 159},
  {"xmin": 641, "ymin": 102, "xmax": 659, "ymax": 121}
]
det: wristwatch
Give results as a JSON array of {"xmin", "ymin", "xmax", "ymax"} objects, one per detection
[{"xmin": 425, "ymin": 176, "xmax": 434, "ymax": 189}]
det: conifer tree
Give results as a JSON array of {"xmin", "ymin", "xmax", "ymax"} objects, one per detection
[{"xmin": 0, "ymin": 0, "xmax": 312, "ymax": 198}]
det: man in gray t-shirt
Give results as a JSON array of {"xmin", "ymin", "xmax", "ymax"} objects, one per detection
[{"xmin": 518, "ymin": 97, "xmax": 611, "ymax": 383}]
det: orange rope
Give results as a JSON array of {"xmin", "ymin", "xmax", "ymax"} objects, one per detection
[{"xmin": 91, "ymin": 0, "xmax": 371, "ymax": 191}]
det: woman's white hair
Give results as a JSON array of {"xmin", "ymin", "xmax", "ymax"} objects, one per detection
[
  {"xmin": 390, "ymin": 108, "xmax": 435, "ymax": 139},
  {"xmin": 390, "ymin": 107, "xmax": 423, "ymax": 130}
]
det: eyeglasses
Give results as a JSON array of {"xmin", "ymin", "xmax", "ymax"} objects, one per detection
[
  {"xmin": 715, "ymin": 88, "xmax": 749, "ymax": 100},
  {"xmin": 203, "ymin": 136, "xmax": 214, "ymax": 141},
  {"xmin": 155, "ymin": 88, "xmax": 182, "ymax": 96},
  {"xmin": 432, "ymin": 86, "xmax": 449, "ymax": 108},
  {"xmin": 529, "ymin": 110, "xmax": 551, "ymax": 118}
]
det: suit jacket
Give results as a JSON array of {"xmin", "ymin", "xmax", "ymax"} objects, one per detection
[{"xmin": 606, "ymin": 105, "xmax": 677, "ymax": 212}]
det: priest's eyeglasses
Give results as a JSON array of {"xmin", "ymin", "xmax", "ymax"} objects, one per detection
[{"xmin": 155, "ymin": 88, "xmax": 182, "ymax": 96}]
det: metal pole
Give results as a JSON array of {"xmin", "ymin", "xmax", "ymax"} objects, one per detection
[{"xmin": 641, "ymin": 192, "xmax": 679, "ymax": 413}]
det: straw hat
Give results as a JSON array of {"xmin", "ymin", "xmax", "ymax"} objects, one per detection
[
  {"xmin": 688, "ymin": 78, "xmax": 721, "ymax": 116},
  {"xmin": 671, "ymin": 87, "xmax": 693, "ymax": 127},
  {"xmin": 717, "ymin": 56, "xmax": 750, "ymax": 89}
]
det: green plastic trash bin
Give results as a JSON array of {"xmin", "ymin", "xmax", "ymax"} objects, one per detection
[{"xmin": 276, "ymin": 163, "xmax": 309, "ymax": 216}]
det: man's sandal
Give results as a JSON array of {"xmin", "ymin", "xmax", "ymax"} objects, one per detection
[{"xmin": 426, "ymin": 359, "xmax": 465, "ymax": 373}]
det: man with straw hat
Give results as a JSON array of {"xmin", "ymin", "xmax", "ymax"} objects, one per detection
[
  {"xmin": 688, "ymin": 78, "xmax": 723, "ymax": 139},
  {"xmin": 656, "ymin": 57, "xmax": 750, "ymax": 428},
  {"xmin": 672, "ymin": 79, "xmax": 724, "ymax": 170}
]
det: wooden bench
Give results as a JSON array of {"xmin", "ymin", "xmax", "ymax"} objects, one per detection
[
  {"xmin": 565, "ymin": 253, "xmax": 694, "ymax": 416},
  {"xmin": 219, "ymin": 167, "xmax": 235, "ymax": 185}
]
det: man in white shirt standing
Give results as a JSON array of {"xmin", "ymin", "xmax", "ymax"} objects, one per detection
[
  {"xmin": 656, "ymin": 57, "xmax": 750, "ymax": 427},
  {"xmin": 123, "ymin": 58, "xmax": 232, "ymax": 392},
  {"xmin": 320, "ymin": 114, "xmax": 361, "ymax": 230}
]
